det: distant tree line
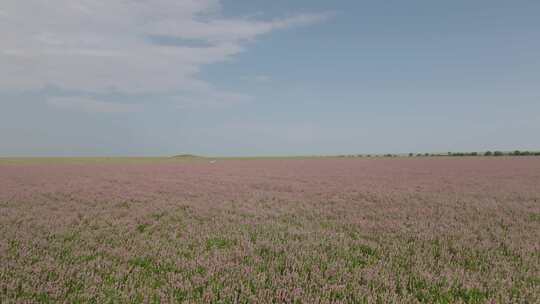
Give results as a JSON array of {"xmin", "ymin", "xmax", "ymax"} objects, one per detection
[
  {"xmin": 337, "ymin": 150, "xmax": 540, "ymax": 158},
  {"xmin": 410, "ymin": 150, "xmax": 540, "ymax": 157}
]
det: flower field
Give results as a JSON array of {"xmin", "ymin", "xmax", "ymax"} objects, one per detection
[{"xmin": 1, "ymin": 157, "xmax": 539, "ymax": 303}]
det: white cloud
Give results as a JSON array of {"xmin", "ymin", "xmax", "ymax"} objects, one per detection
[
  {"xmin": 253, "ymin": 75, "xmax": 272, "ymax": 83},
  {"xmin": 0, "ymin": 1, "xmax": 329, "ymax": 107},
  {"xmin": 240, "ymin": 74, "xmax": 272, "ymax": 83},
  {"xmin": 146, "ymin": 12, "xmax": 331, "ymax": 43},
  {"xmin": 47, "ymin": 97, "xmax": 140, "ymax": 113},
  {"xmin": 173, "ymin": 90, "xmax": 253, "ymax": 109}
]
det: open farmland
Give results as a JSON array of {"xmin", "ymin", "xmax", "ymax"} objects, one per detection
[{"xmin": 1, "ymin": 157, "xmax": 539, "ymax": 303}]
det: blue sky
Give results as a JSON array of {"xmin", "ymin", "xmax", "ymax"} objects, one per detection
[{"xmin": 1, "ymin": 1, "xmax": 539, "ymax": 156}]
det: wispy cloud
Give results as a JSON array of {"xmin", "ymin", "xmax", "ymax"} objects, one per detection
[
  {"xmin": 0, "ymin": 1, "xmax": 330, "ymax": 108},
  {"xmin": 254, "ymin": 75, "xmax": 272, "ymax": 83},
  {"xmin": 47, "ymin": 97, "xmax": 140, "ymax": 113},
  {"xmin": 240, "ymin": 74, "xmax": 272, "ymax": 83}
]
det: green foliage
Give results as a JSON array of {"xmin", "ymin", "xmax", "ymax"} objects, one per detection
[
  {"xmin": 447, "ymin": 152, "xmax": 479, "ymax": 157},
  {"xmin": 405, "ymin": 276, "xmax": 489, "ymax": 303},
  {"xmin": 136, "ymin": 223, "xmax": 150, "ymax": 233},
  {"xmin": 206, "ymin": 237, "xmax": 235, "ymax": 250},
  {"xmin": 529, "ymin": 213, "xmax": 540, "ymax": 222}
]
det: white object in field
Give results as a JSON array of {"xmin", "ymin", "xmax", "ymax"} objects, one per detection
[{"xmin": 210, "ymin": 160, "xmax": 217, "ymax": 164}]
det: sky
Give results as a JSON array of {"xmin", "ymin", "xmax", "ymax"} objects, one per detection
[{"xmin": 1, "ymin": 0, "xmax": 539, "ymax": 157}]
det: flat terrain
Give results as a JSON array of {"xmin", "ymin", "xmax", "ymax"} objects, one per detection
[{"xmin": 1, "ymin": 158, "xmax": 539, "ymax": 303}]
